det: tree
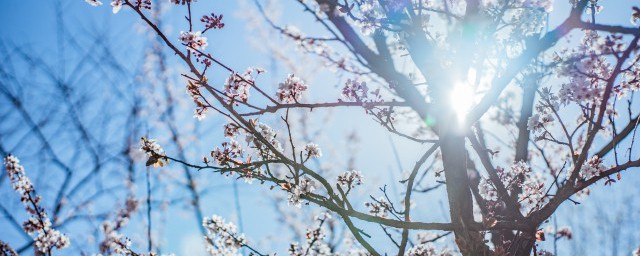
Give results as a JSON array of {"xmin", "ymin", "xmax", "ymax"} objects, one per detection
[{"xmin": 3, "ymin": 0, "xmax": 640, "ymax": 255}]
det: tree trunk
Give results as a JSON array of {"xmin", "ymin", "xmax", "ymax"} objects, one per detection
[{"xmin": 440, "ymin": 123, "xmax": 492, "ymax": 255}]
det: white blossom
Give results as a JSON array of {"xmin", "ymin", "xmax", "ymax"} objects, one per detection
[
  {"xmin": 304, "ymin": 143, "xmax": 322, "ymax": 159},
  {"xmin": 4, "ymin": 155, "xmax": 70, "ymax": 253},
  {"xmin": 578, "ymin": 155, "xmax": 607, "ymax": 180},
  {"xmin": 341, "ymin": 78, "xmax": 368, "ymax": 101},
  {"xmin": 85, "ymin": 0, "xmax": 103, "ymax": 6},
  {"xmin": 139, "ymin": 137, "xmax": 164, "ymax": 156},
  {"xmin": 202, "ymin": 215, "xmax": 246, "ymax": 255},
  {"xmin": 337, "ymin": 170, "xmax": 363, "ymax": 188},
  {"xmin": 179, "ymin": 31, "xmax": 208, "ymax": 50},
  {"xmin": 364, "ymin": 197, "xmax": 391, "ymax": 217},
  {"xmin": 111, "ymin": 0, "xmax": 123, "ymax": 13},
  {"xmin": 287, "ymin": 178, "xmax": 315, "ymax": 208},
  {"xmin": 277, "ymin": 74, "xmax": 308, "ymax": 103}
]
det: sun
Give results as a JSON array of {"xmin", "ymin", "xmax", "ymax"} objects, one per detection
[{"xmin": 449, "ymin": 69, "xmax": 478, "ymax": 125}]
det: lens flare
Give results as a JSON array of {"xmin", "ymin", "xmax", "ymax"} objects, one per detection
[{"xmin": 450, "ymin": 83, "xmax": 475, "ymax": 124}]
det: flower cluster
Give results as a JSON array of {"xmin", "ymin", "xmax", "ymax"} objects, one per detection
[
  {"xmin": 578, "ymin": 155, "xmax": 607, "ymax": 180},
  {"xmin": 364, "ymin": 197, "xmax": 391, "ymax": 218},
  {"xmin": 201, "ymin": 13, "xmax": 225, "ymax": 31},
  {"xmin": 354, "ymin": 0, "xmax": 381, "ymax": 36},
  {"xmin": 304, "ymin": 143, "xmax": 322, "ymax": 159},
  {"xmin": 0, "ymin": 241, "xmax": 17, "ymax": 256},
  {"xmin": 140, "ymin": 137, "xmax": 164, "ymax": 156},
  {"xmin": 277, "ymin": 74, "xmax": 308, "ymax": 103},
  {"xmin": 337, "ymin": 170, "xmax": 364, "ymax": 188},
  {"xmin": 478, "ymin": 161, "xmax": 547, "ymax": 212},
  {"xmin": 140, "ymin": 137, "xmax": 168, "ymax": 167},
  {"xmin": 288, "ymin": 213, "xmax": 333, "ymax": 256},
  {"xmin": 34, "ymin": 230, "xmax": 71, "ymax": 255},
  {"xmin": 170, "ymin": 0, "xmax": 196, "ymax": 5},
  {"xmin": 478, "ymin": 178, "xmax": 499, "ymax": 201},
  {"xmin": 111, "ymin": 0, "xmax": 123, "ymax": 13},
  {"xmin": 186, "ymin": 79, "xmax": 209, "ymax": 120},
  {"xmin": 83, "ymin": 0, "xmax": 128, "ymax": 13},
  {"xmin": 99, "ymin": 197, "xmax": 139, "ymax": 254},
  {"xmin": 85, "ymin": 0, "xmax": 102, "ymax": 6},
  {"xmin": 132, "ymin": 0, "xmax": 151, "ymax": 10},
  {"xmin": 527, "ymin": 88, "xmax": 558, "ymax": 137},
  {"xmin": 4, "ymin": 155, "xmax": 70, "ymax": 254},
  {"xmin": 279, "ymin": 25, "xmax": 361, "ymax": 74},
  {"xmin": 202, "ymin": 215, "xmax": 246, "ymax": 255},
  {"xmin": 224, "ymin": 68, "xmax": 264, "ymax": 103},
  {"xmin": 246, "ymin": 122, "xmax": 283, "ymax": 157},
  {"xmin": 558, "ymin": 77, "xmax": 603, "ymax": 106},
  {"xmin": 555, "ymin": 31, "xmax": 614, "ymax": 106},
  {"xmin": 527, "ymin": 113, "xmax": 555, "ymax": 134},
  {"xmin": 341, "ymin": 78, "xmax": 368, "ymax": 101},
  {"xmin": 633, "ymin": 7, "xmax": 640, "ymax": 25},
  {"xmin": 210, "ymin": 140, "xmax": 243, "ymax": 166},
  {"xmin": 223, "ymin": 123, "xmax": 240, "ymax": 138},
  {"xmin": 179, "ymin": 31, "xmax": 208, "ymax": 50},
  {"xmin": 406, "ymin": 243, "xmax": 452, "ymax": 256},
  {"xmin": 286, "ymin": 178, "xmax": 315, "ymax": 208}
]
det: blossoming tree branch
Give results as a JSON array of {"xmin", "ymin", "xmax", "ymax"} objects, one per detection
[{"xmin": 4, "ymin": 0, "xmax": 640, "ymax": 255}]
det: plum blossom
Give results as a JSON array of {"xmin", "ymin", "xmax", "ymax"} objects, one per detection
[
  {"xmin": 478, "ymin": 177, "xmax": 498, "ymax": 201},
  {"xmin": 354, "ymin": 0, "xmax": 380, "ymax": 36},
  {"xmin": 171, "ymin": 0, "xmax": 196, "ymax": 4},
  {"xmin": 337, "ymin": 170, "xmax": 364, "ymax": 188},
  {"xmin": 34, "ymin": 230, "xmax": 71, "ymax": 254},
  {"xmin": 4, "ymin": 155, "xmax": 70, "ymax": 254},
  {"xmin": 365, "ymin": 197, "xmax": 391, "ymax": 217},
  {"xmin": 578, "ymin": 155, "xmax": 607, "ymax": 180},
  {"xmin": 111, "ymin": 0, "xmax": 123, "ymax": 13},
  {"xmin": 99, "ymin": 197, "xmax": 139, "ymax": 254},
  {"xmin": 85, "ymin": 0, "xmax": 103, "ymax": 6},
  {"xmin": 558, "ymin": 77, "xmax": 603, "ymax": 105},
  {"xmin": 277, "ymin": 74, "xmax": 308, "ymax": 103},
  {"xmin": 223, "ymin": 68, "xmax": 264, "ymax": 103},
  {"xmin": 287, "ymin": 178, "xmax": 315, "ymax": 208},
  {"xmin": 478, "ymin": 161, "xmax": 547, "ymax": 211},
  {"xmin": 140, "ymin": 137, "xmax": 164, "ymax": 156},
  {"xmin": 527, "ymin": 113, "xmax": 554, "ymax": 133},
  {"xmin": 632, "ymin": 7, "xmax": 640, "ymax": 25},
  {"xmin": 247, "ymin": 122, "xmax": 283, "ymax": 156},
  {"xmin": 185, "ymin": 79, "xmax": 210, "ymax": 120},
  {"xmin": 179, "ymin": 31, "xmax": 208, "ymax": 50},
  {"xmin": 224, "ymin": 123, "xmax": 240, "ymax": 138},
  {"xmin": 202, "ymin": 215, "xmax": 246, "ymax": 256},
  {"xmin": 406, "ymin": 243, "xmax": 452, "ymax": 256},
  {"xmin": 201, "ymin": 13, "xmax": 225, "ymax": 30},
  {"xmin": 304, "ymin": 143, "xmax": 322, "ymax": 159},
  {"xmin": 0, "ymin": 241, "xmax": 17, "ymax": 256},
  {"xmin": 211, "ymin": 140, "xmax": 243, "ymax": 166},
  {"xmin": 140, "ymin": 137, "xmax": 168, "ymax": 167},
  {"xmin": 288, "ymin": 213, "xmax": 335, "ymax": 255},
  {"xmin": 341, "ymin": 78, "xmax": 368, "ymax": 101}
]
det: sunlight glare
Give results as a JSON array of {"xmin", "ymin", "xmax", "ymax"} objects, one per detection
[
  {"xmin": 450, "ymin": 83, "xmax": 474, "ymax": 124},
  {"xmin": 449, "ymin": 69, "xmax": 477, "ymax": 125}
]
